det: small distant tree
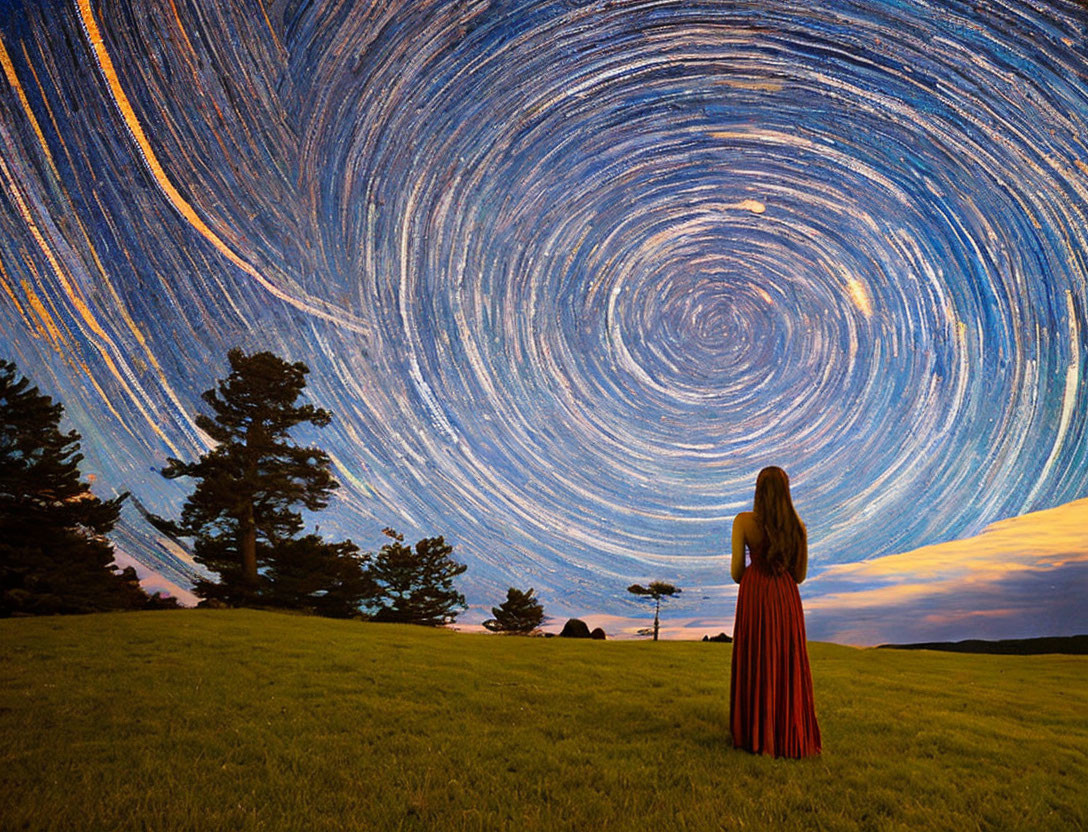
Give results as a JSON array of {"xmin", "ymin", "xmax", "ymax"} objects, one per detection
[
  {"xmin": 159, "ymin": 349, "xmax": 367, "ymax": 614},
  {"xmin": 365, "ymin": 528, "xmax": 466, "ymax": 625},
  {"xmin": 0, "ymin": 360, "xmax": 167, "ymax": 615},
  {"xmin": 483, "ymin": 587, "xmax": 545, "ymax": 634},
  {"xmin": 627, "ymin": 581, "xmax": 681, "ymax": 641}
]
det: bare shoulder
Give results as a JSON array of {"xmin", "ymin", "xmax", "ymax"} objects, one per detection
[
  {"xmin": 733, "ymin": 511, "xmax": 755, "ymax": 529},
  {"xmin": 734, "ymin": 511, "xmax": 764, "ymax": 544}
]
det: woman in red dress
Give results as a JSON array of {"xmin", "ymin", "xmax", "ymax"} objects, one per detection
[{"xmin": 730, "ymin": 466, "xmax": 821, "ymax": 758}]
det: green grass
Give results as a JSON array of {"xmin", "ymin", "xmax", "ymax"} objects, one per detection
[{"xmin": 1, "ymin": 610, "xmax": 1085, "ymax": 831}]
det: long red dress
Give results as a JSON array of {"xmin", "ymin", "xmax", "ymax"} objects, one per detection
[{"xmin": 730, "ymin": 538, "xmax": 821, "ymax": 757}]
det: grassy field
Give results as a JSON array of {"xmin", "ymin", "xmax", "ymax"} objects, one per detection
[{"xmin": 1, "ymin": 610, "xmax": 1085, "ymax": 831}]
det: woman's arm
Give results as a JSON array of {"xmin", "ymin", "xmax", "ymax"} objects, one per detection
[
  {"xmin": 792, "ymin": 521, "xmax": 808, "ymax": 583},
  {"xmin": 731, "ymin": 514, "xmax": 747, "ymax": 583}
]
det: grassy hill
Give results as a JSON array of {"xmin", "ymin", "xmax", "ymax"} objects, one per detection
[{"xmin": 1, "ymin": 610, "xmax": 1085, "ymax": 831}]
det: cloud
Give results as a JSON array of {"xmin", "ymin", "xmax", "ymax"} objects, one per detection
[
  {"xmin": 112, "ymin": 548, "xmax": 200, "ymax": 606},
  {"xmin": 800, "ymin": 497, "xmax": 1088, "ymax": 644}
]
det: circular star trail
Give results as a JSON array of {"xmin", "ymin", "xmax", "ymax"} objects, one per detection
[{"xmin": 0, "ymin": 0, "xmax": 1085, "ymax": 620}]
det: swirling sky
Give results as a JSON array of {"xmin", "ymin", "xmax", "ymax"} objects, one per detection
[{"xmin": 1, "ymin": 0, "xmax": 1086, "ymax": 642}]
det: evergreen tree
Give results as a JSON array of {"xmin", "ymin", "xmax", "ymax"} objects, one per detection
[
  {"xmin": 0, "ymin": 360, "xmax": 161, "ymax": 615},
  {"xmin": 627, "ymin": 581, "xmax": 681, "ymax": 641},
  {"xmin": 160, "ymin": 349, "xmax": 366, "ymax": 613},
  {"xmin": 365, "ymin": 528, "xmax": 466, "ymax": 625},
  {"xmin": 483, "ymin": 587, "xmax": 545, "ymax": 634},
  {"xmin": 262, "ymin": 535, "xmax": 373, "ymax": 618}
]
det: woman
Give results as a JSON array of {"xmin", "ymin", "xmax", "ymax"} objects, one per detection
[{"xmin": 730, "ymin": 466, "xmax": 821, "ymax": 758}]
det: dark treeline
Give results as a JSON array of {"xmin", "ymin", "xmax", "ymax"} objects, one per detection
[
  {"xmin": 0, "ymin": 351, "xmax": 548, "ymax": 630},
  {"xmin": 0, "ymin": 360, "xmax": 176, "ymax": 615}
]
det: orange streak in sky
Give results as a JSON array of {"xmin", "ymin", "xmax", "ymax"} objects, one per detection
[
  {"xmin": 0, "ymin": 34, "xmax": 59, "ymax": 180},
  {"xmin": 259, "ymin": 2, "xmax": 283, "ymax": 51},
  {"xmin": 0, "ymin": 255, "xmax": 28, "ymax": 319},
  {"xmin": 20, "ymin": 279, "xmax": 64, "ymax": 347},
  {"xmin": 0, "ymin": 153, "xmax": 108, "ymax": 343},
  {"xmin": 0, "ymin": 149, "xmax": 176, "ymax": 451},
  {"xmin": 15, "ymin": 298, "xmax": 133, "ymax": 434},
  {"xmin": 76, "ymin": 0, "xmax": 260, "ymax": 282},
  {"xmin": 165, "ymin": 0, "xmax": 200, "ymax": 73},
  {"xmin": 76, "ymin": 0, "xmax": 369, "ymax": 335}
]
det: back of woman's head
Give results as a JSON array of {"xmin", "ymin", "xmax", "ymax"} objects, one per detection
[{"xmin": 753, "ymin": 466, "xmax": 805, "ymax": 575}]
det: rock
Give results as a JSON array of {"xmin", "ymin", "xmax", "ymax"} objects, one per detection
[
  {"xmin": 703, "ymin": 632, "xmax": 732, "ymax": 643},
  {"xmin": 558, "ymin": 618, "xmax": 592, "ymax": 638},
  {"xmin": 590, "ymin": 627, "xmax": 606, "ymax": 640}
]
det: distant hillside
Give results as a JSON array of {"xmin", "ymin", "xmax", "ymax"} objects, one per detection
[{"xmin": 878, "ymin": 634, "xmax": 1088, "ymax": 655}]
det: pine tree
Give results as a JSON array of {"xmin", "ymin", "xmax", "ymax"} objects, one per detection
[
  {"xmin": 365, "ymin": 528, "xmax": 467, "ymax": 626},
  {"xmin": 160, "ymin": 349, "xmax": 367, "ymax": 613},
  {"xmin": 483, "ymin": 587, "xmax": 545, "ymax": 634},
  {"xmin": 262, "ymin": 535, "xmax": 373, "ymax": 618},
  {"xmin": 0, "ymin": 360, "xmax": 159, "ymax": 615},
  {"xmin": 627, "ymin": 581, "xmax": 681, "ymax": 641}
]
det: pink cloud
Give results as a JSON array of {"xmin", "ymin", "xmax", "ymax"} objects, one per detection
[{"xmin": 112, "ymin": 549, "xmax": 200, "ymax": 607}]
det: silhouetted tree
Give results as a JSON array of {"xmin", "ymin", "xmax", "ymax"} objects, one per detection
[
  {"xmin": 261, "ymin": 535, "xmax": 374, "ymax": 618},
  {"xmin": 627, "ymin": 581, "xmax": 681, "ymax": 641},
  {"xmin": 483, "ymin": 587, "xmax": 545, "ymax": 634},
  {"xmin": 365, "ymin": 528, "xmax": 466, "ymax": 625},
  {"xmin": 159, "ymin": 349, "xmax": 366, "ymax": 613},
  {"xmin": 0, "ymin": 360, "xmax": 166, "ymax": 615}
]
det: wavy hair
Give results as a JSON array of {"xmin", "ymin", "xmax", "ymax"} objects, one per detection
[{"xmin": 753, "ymin": 466, "xmax": 805, "ymax": 576}]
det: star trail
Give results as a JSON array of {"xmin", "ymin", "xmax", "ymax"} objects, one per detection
[{"xmin": 1, "ymin": 0, "xmax": 1085, "ymax": 639}]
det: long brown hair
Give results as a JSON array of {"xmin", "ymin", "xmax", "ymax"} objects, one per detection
[{"xmin": 753, "ymin": 466, "xmax": 805, "ymax": 576}]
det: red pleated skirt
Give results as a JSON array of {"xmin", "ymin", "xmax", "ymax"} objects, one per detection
[{"xmin": 730, "ymin": 562, "xmax": 821, "ymax": 757}]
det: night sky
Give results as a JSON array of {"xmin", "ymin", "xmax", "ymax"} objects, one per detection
[{"xmin": 1, "ymin": 0, "xmax": 1085, "ymax": 642}]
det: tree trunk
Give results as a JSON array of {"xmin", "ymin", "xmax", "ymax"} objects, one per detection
[
  {"xmin": 240, "ymin": 424, "xmax": 259, "ymax": 594},
  {"xmin": 653, "ymin": 597, "xmax": 660, "ymax": 641},
  {"xmin": 241, "ymin": 500, "xmax": 258, "ymax": 590}
]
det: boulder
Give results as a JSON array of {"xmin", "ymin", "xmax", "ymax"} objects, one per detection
[
  {"xmin": 702, "ymin": 632, "xmax": 732, "ymax": 643},
  {"xmin": 590, "ymin": 627, "xmax": 607, "ymax": 640},
  {"xmin": 558, "ymin": 618, "xmax": 592, "ymax": 638}
]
